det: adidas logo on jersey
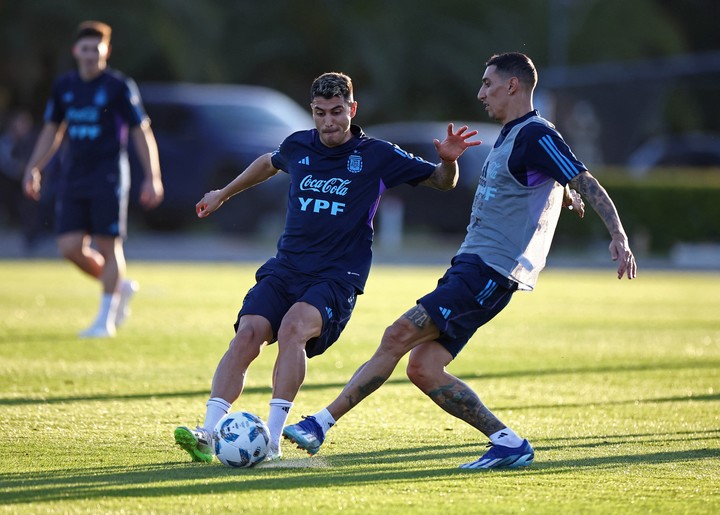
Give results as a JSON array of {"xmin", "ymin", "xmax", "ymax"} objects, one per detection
[
  {"xmin": 439, "ymin": 307, "xmax": 452, "ymax": 319},
  {"xmin": 298, "ymin": 156, "xmax": 310, "ymax": 165}
]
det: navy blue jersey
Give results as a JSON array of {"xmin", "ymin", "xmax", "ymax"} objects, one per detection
[
  {"xmin": 496, "ymin": 110, "xmax": 587, "ymax": 186},
  {"xmin": 44, "ymin": 69, "xmax": 147, "ymax": 196},
  {"xmin": 269, "ymin": 125, "xmax": 435, "ymax": 292}
]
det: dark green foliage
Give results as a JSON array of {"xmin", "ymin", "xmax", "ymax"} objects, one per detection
[{"xmin": 556, "ymin": 168, "xmax": 720, "ymax": 253}]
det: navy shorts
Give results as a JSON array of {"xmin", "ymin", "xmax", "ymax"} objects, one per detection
[
  {"xmin": 417, "ymin": 253, "xmax": 518, "ymax": 358},
  {"xmin": 55, "ymin": 187, "xmax": 127, "ymax": 238},
  {"xmin": 235, "ymin": 261, "xmax": 358, "ymax": 358}
]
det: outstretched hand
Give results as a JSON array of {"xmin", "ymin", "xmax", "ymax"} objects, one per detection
[
  {"xmin": 433, "ymin": 123, "xmax": 482, "ymax": 162},
  {"xmin": 610, "ymin": 237, "xmax": 637, "ymax": 280}
]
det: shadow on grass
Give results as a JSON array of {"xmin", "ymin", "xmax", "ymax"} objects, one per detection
[
  {"xmin": 1, "ymin": 436, "xmax": 718, "ymax": 506},
  {"xmin": 495, "ymin": 391, "xmax": 720, "ymax": 411},
  {"xmin": 529, "ymin": 446, "xmax": 720, "ymax": 476},
  {"xmin": 541, "ymin": 428, "xmax": 720, "ymax": 447},
  {"xmin": 1, "ymin": 357, "xmax": 718, "ymax": 407}
]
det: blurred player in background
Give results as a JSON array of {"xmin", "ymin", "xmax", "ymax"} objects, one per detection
[
  {"xmin": 284, "ymin": 52, "xmax": 636, "ymax": 469},
  {"xmin": 174, "ymin": 72, "xmax": 481, "ymax": 463},
  {"xmin": 23, "ymin": 20, "xmax": 164, "ymax": 338}
]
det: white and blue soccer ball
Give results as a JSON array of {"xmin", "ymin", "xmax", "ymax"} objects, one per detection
[{"xmin": 213, "ymin": 411, "xmax": 270, "ymax": 468}]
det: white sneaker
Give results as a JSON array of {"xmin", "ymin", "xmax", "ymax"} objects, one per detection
[
  {"xmin": 79, "ymin": 322, "xmax": 116, "ymax": 339},
  {"xmin": 115, "ymin": 279, "xmax": 139, "ymax": 327},
  {"xmin": 264, "ymin": 444, "xmax": 282, "ymax": 462}
]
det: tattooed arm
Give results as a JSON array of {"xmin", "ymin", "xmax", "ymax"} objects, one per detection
[{"xmin": 569, "ymin": 171, "xmax": 637, "ymax": 280}]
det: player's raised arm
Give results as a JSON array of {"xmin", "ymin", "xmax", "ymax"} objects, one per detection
[
  {"xmin": 569, "ymin": 170, "xmax": 637, "ymax": 280},
  {"xmin": 196, "ymin": 152, "xmax": 279, "ymax": 218},
  {"xmin": 420, "ymin": 123, "xmax": 482, "ymax": 191}
]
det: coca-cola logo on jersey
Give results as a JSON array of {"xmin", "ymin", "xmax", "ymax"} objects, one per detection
[{"xmin": 299, "ymin": 175, "xmax": 351, "ymax": 196}]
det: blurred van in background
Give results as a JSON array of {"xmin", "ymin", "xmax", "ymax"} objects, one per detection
[{"xmin": 131, "ymin": 83, "xmax": 312, "ymax": 232}]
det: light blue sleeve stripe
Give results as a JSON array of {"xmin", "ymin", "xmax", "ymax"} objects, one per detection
[
  {"xmin": 538, "ymin": 136, "xmax": 574, "ymax": 181},
  {"xmin": 539, "ymin": 135, "xmax": 578, "ymax": 181},
  {"xmin": 540, "ymin": 135, "xmax": 576, "ymax": 176}
]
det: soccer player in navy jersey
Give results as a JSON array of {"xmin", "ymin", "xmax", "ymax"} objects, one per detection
[
  {"xmin": 174, "ymin": 72, "xmax": 481, "ymax": 462},
  {"xmin": 22, "ymin": 21, "xmax": 164, "ymax": 338},
  {"xmin": 284, "ymin": 53, "xmax": 637, "ymax": 469}
]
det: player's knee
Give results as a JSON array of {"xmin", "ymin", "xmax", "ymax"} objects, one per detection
[
  {"xmin": 57, "ymin": 240, "xmax": 80, "ymax": 260},
  {"xmin": 229, "ymin": 326, "xmax": 263, "ymax": 362},
  {"xmin": 277, "ymin": 317, "xmax": 316, "ymax": 349},
  {"xmin": 406, "ymin": 355, "xmax": 432, "ymax": 390},
  {"xmin": 58, "ymin": 247, "xmax": 75, "ymax": 261},
  {"xmin": 379, "ymin": 321, "xmax": 412, "ymax": 357},
  {"xmin": 276, "ymin": 332, "xmax": 308, "ymax": 353}
]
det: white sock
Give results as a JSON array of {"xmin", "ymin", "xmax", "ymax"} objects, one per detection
[
  {"xmin": 95, "ymin": 293, "xmax": 118, "ymax": 328},
  {"xmin": 203, "ymin": 397, "xmax": 231, "ymax": 432},
  {"xmin": 489, "ymin": 427, "xmax": 523, "ymax": 448},
  {"xmin": 312, "ymin": 408, "xmax": 336, "ymax": 436},
  {"xmin": 267, "ymin": 398, "xmax": 293, "ymax": 449}
]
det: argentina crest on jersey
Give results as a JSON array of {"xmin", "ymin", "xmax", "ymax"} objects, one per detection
[
  {"xmin": 347, "ymin": 153, "xmax": 363, "ymax": 173},
  {"xmin": 94, "ymin": 87, "xmax": 108, "ymax": 107}
]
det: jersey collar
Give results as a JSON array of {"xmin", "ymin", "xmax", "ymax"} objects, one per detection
[{"xmin": 500, "ymin": 110, "xmax": 539, "ymax": 136}]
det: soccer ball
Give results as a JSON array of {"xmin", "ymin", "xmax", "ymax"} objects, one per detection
[{"xmin": 213, "ymin": 411, "xmax": 270, "ymax": 468}]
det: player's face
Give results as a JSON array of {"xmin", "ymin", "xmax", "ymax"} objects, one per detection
[
  {"xmin": 311, "ymin": 96, "xmax": 357, "ymax": 147},
  {"xmin": 477, "ymin": 65, "xmax": 511, "ymax": 124},
  {"xmin": 72, "ymin": 36, "xmax": 109, "ymax": 78}
]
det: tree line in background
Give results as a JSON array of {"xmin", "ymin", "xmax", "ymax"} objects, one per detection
[{"xmin": 1, "ymin": 0, "xmax": 719, "ymax": 164}]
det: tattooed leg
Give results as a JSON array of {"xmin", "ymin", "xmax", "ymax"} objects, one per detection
[
  {"xmin": 428, "ymin": 379, "xmax": 505, "ymax": 437},
  {"xmin": 339, "ymin": 367, "xmax": 387, "ymax": 411},
  {"xmin": 326, "ymin": 305, "xmax": 439, "ymax": 421},
  {"xmin": 404, "ymin": 304, "xmax": 433, "ymax": 330},
  {"xmin": 327, "ymin": 355, "xmax": 399, "ymax": 421}
]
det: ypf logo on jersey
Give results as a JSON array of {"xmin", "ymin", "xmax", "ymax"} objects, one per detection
[
  {"xmin": 299, "ymin": 175, "xmax": 350, "ymax": 216},
  {"xmin": 347, "ymin": 154, "xmax": 362, "ymax": 173}
]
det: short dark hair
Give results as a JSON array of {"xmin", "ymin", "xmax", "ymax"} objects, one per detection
[
  {"xmin": 486, "ymin": 52, "xmax": 537, "ymax": 89},
  {"xmin": 75, "ymin": 20, "xmax": 112, "ymax": 45},
  {"xmin": 310, "ymin": 72, "xmax": 354, "ymax": 103}
]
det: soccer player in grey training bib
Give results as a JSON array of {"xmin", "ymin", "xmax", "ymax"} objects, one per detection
[{"xmin": 284, "ymin": 52, "xmax": 637, "ymax": 469}]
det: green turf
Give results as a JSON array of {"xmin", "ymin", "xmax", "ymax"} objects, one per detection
[{"xmin": 1, "ymin": 260, "xmax": 718, "ymax": 514}]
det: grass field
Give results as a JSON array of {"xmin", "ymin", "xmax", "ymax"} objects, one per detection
[{"xmin": 1, "ymin": 260, "xmax": 718, "ymax": 514}]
